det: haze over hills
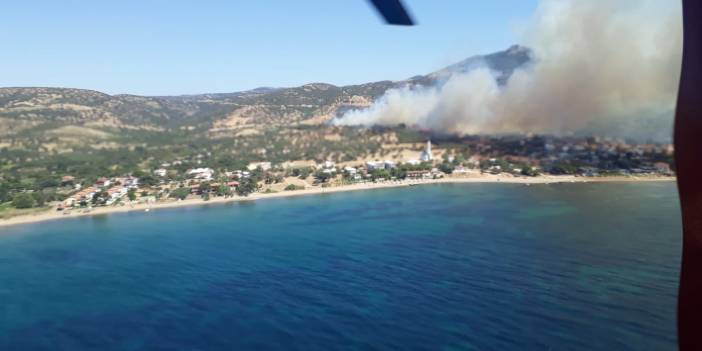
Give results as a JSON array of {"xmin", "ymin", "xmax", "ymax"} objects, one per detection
[{"xmin": 0, "ymin": 45, "xmax": 531, "ymax": 134}]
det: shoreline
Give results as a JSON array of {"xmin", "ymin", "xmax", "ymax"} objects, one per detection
[{"xmin": 0, "ymin": 175, "xmax": 675, "ymax": 229}]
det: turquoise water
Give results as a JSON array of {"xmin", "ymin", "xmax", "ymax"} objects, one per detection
[{"xmin": 0, "ymin": 183, "xmax": 681, "ymax": 350}]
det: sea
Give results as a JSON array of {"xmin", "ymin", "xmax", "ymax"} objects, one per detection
[{"xmin": 0, "ymin": 182, "xmax": 681, "ymax": 350}]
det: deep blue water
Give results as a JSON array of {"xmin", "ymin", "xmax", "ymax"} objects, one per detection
[{"xmin": 0, "ymin": 183, "xmax": 681, "ymax": 350}]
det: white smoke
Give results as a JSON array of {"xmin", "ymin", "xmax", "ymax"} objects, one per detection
[{"xmin": 335, "ymin": 0, "xmax": 682, "ymax": 139}]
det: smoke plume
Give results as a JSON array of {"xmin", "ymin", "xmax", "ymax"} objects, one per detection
[{"xmin": 335, "ymin": 0, "xmax": 682, "ymax": 140}]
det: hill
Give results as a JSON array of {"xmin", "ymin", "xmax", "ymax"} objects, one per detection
[{"xmin": 0, "ymin": 45, "xmax": 531, "ymax": 135}]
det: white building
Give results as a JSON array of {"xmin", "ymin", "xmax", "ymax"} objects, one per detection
[
  {"xmin": 105, "ymin": 186, "xmax": 128, "ymax": 205},
  {"xmin": 453, "ymin": 166, "xmax": 468, "ymax": 174},
  {"xmin": 247, "ymin": 162, "xmax": 272, "ymax": 171},
  {"xmin": 188, "ymin": 168, "xmax": 214, "ymax": 180},
  {"xmin": 154, "ymin": 169, "xmax": 167, "ymax": 177},
  {"xmin": 125, "ymin": 177, "xmax": 140, "ymax": 188},
  {"xmin": 366, "ymin": 161, "xmax": 384, "ymax": 171}
]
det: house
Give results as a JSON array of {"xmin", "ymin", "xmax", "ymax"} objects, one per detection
[
  {"xmin": 228, "ymin": 170, "xmax": 250, "ymax": 179},
  {"xmin": 406, "ymin": 159, "xmax": 421, "ymax": 166},
  {"xmin": 154, "ymin": 169, "xmax": 167, "ymax": 177},
  {"xmin": 96, "ymin": 177, "xmax": 111, "ymax": 188},
  {"xmin": 187, "ymin": 168, "xmax": 214, "ymax": 180},
  {"xmin": 578, "ymin": 167, "xmax": 599, "ymax": 177},
  {"xmin": 406, "ymin": 170, "xmax": 430, "ymax": 179},
  {"xmin": 384, "ymin": 160, "xmax": 397, "ymax": 169},
  {"xmin": 247, "ymin": 162, "xmax": 271, "ymax": 171},
  {"xmin": 124, "ymin": 177, "xmax": 139, "ymax": 188},
  {"xmin": 366, "ymin": 161, "xmax": 384, "ymax": 171},
  {"xmin": 430, "ymin": 168, "xmax": 445, "ymax": 178},
  {"xmin": 61, "ymin": 175, "xmax": 75, "ymax": 185},
  {"xmin": 74, "ymin": 187, "xmax": 97, "ymax": 203},
  {"xmin": 654, "ymin": 162, "xmax": 672, "ymax": 175},
  {"xmin": 105, "ymin": 186, "xmax": 128, "ymax": 204},
  {"xmin": 343, "ymin": 166, "xmax": 357, "ymax": 175}
]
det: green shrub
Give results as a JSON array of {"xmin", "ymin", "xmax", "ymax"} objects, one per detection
[{"xmin": 12, "ymin": 193, "xmax": 36, "ymax": 209}]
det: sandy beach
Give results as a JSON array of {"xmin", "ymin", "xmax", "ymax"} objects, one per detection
[{"xmin": 0, "ymin": 174, "xmax": 675, "ymax": 229}]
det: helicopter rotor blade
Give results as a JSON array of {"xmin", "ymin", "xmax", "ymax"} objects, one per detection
[{"xmin": 367, "ymin": 0, "xmax": 415, "ymax": 26}]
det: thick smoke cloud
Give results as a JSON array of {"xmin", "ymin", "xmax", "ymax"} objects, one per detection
[{"xmin": 335, "ymin": 0, "xmax": 682, "ymax": 140}]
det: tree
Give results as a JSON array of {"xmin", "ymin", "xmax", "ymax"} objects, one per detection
[
  {"xmin": 548, "ymin": 162, "xmax": 577, "ymax": 175},
  {"xmin": 0, "ymin": 182, "xmax": 9, "ymax": 203},
  {"xmin": 139, "ymin": 175, "xmax": 159, "ymax": 187},
  {"xmin": 217, "ymin": 184, "xmax": 232, "ymax": 197},
  {"xmin": 452, "ymin": 154, "xmax": 466, "ymax": 165},
  {"xmin": 439, "ymin": 162, "xmax": 455, "ymax": 174},
  {"xmin": 92, "ymin": 191, "xmax": 108, "ymax": 205},
  {"xmin": 31, "ymin": 191, "xmax": 46, "ymax": 207},
  {"xmin": 390, "ymin": 167, "xmax": 407, "ymax": 180},
  {"xmin": 12, "ymin": 193, "xmax": 36, "ymax": 209},
  {"xmin": 251, "ymin": 167, "xmax": 265, "ymax": 180},
  {"xmin": 170, "ymin": 187, "xmax": 190, "ymax": 200},
  {"xmin": 285, "ymin": 184, "xmax": 304, "ymax": 191},
  {"xmin": 521, "ymin": 167, "xmax": 540, "ymax": 177},
  {"xmin": 370, "ymin": 169, "xmax": 390, "ymax": 181},
  {"xmin": 236, "ymin": 178, "xmax": 258, "ymax": 197},
  {"xmin": 127, "ymin": 188, "xmax": 137, "ymax": 201},
  {"xmin": 39, "ymin": 177, "xmax": 60, "ymax": 189},
  {"xmin": 314, "ymin": 170, "xmax": 333, "ymax": 183},
  {"xmin": 292, "ymin": 167, "xmax": 312, "ymax": 179}
]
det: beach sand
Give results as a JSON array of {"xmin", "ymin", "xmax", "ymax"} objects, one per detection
[{"xmin": 0, "ymin": 174, "xmax": 675, "ymax": 229}]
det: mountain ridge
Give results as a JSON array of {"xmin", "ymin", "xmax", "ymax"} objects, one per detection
[{"xmin": 0, "ymin": 45, "xmax": 531, "ymax": 132}]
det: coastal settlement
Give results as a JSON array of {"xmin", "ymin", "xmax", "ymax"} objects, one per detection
[{"xmin": 2, "ymin": 136, "xmax": 674, "ymax": 219}]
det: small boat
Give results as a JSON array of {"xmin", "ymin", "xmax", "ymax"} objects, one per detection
[{"xmin": 144, "ymin": 208, "xmax": 150, "ymax": 212}]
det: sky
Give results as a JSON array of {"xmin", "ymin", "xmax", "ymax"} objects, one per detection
[{"xmin": 0, "ymin": 0, "xmax": 537, "ymax": 96}]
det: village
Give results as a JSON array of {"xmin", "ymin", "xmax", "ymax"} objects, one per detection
[{"xmin": 52, "ymin": 137, "xmax": 675, "ymax": 213}]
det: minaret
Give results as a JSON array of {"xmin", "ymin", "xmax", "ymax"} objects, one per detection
[
  {"xmin": 426, "ymin": 139, "xmax": 432, "ymax": 160},
  {"xmin": 421, "ymin": 139, "xmax": 433, "ymax": 162}
]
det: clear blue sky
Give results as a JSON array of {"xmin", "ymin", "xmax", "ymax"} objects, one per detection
[{"xmin": 0, "ymin": 0, "xmax": 537, "ymax": 95}]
